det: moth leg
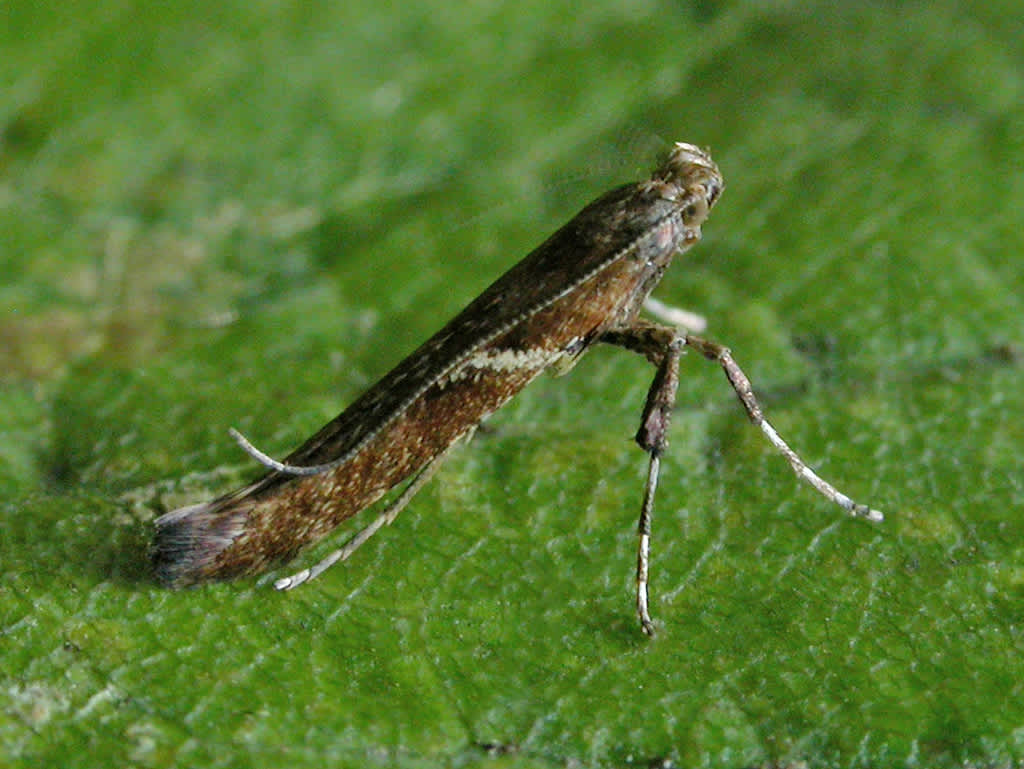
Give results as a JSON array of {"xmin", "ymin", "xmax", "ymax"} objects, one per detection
[
  {"xmin": 602, "ymin": 320, "xmax": 681, "ymax": 635},
  {"xmin": 600, "ymin": 318, "xmax": 677, "ymax": 365},
  {"xmin": 680, "ymin": 335, "xmax": 884, "ymax": 522},
  {"xmin": 601, "ymin": 322, "xmax": 884, "ymax": 635},
  {"xmin": 634, "ymin": 334, "xmax": 685, "ymax": 635},
  {"xmin": 643, "ymin": 296, "xmax": 707, "ymax": 334},
  {"xmin": 275, "ymin": 428, "xmax": 475, "ymax": 591}
]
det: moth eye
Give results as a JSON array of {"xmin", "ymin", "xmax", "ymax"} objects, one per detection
[{"xmin": 681, "ymin": 197, "xmax": 709, "ymax": 224}]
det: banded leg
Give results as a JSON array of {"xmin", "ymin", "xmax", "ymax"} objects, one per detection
[
  {"xmin": 633, "ymin": 336, "xmax": 685, "ymax": 635},
  {"xmin": 601, "ymin": 320, "xmax": 883, "ymax": 635},
  {"xmin": 275, "ymin": 428, "xmax": 475, "ymax": 590},
  {"xmin": 682, "ymin": 335, "xmax": 884, "ymax": 523},
  {"xmin": 602, "ymin": 321, "xmax": 684, "ymax": 634}
]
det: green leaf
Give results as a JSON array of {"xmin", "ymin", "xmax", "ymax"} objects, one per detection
[{"xmin": 3, "ymin": 2, "xmax": 1023, "ymax": 767}]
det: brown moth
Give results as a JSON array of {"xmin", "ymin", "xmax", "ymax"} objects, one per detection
[{"xmin": 154, "ymin": 142, "xmax": 882, "ymax": 634}]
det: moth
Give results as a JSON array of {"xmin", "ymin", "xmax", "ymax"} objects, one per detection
[{"xmin": 154, "ymin": 142, "xmax": 882, "ymax": 634}]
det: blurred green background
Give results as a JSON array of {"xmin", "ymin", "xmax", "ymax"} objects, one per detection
[{"xmin": 2, "ymin": 1, "xmax": 1023, "ymax": 767}]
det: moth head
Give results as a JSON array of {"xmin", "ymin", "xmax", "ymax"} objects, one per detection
[{"xmin": 652, "ymin": 142, "xmax": 724, "ymax": 226}]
